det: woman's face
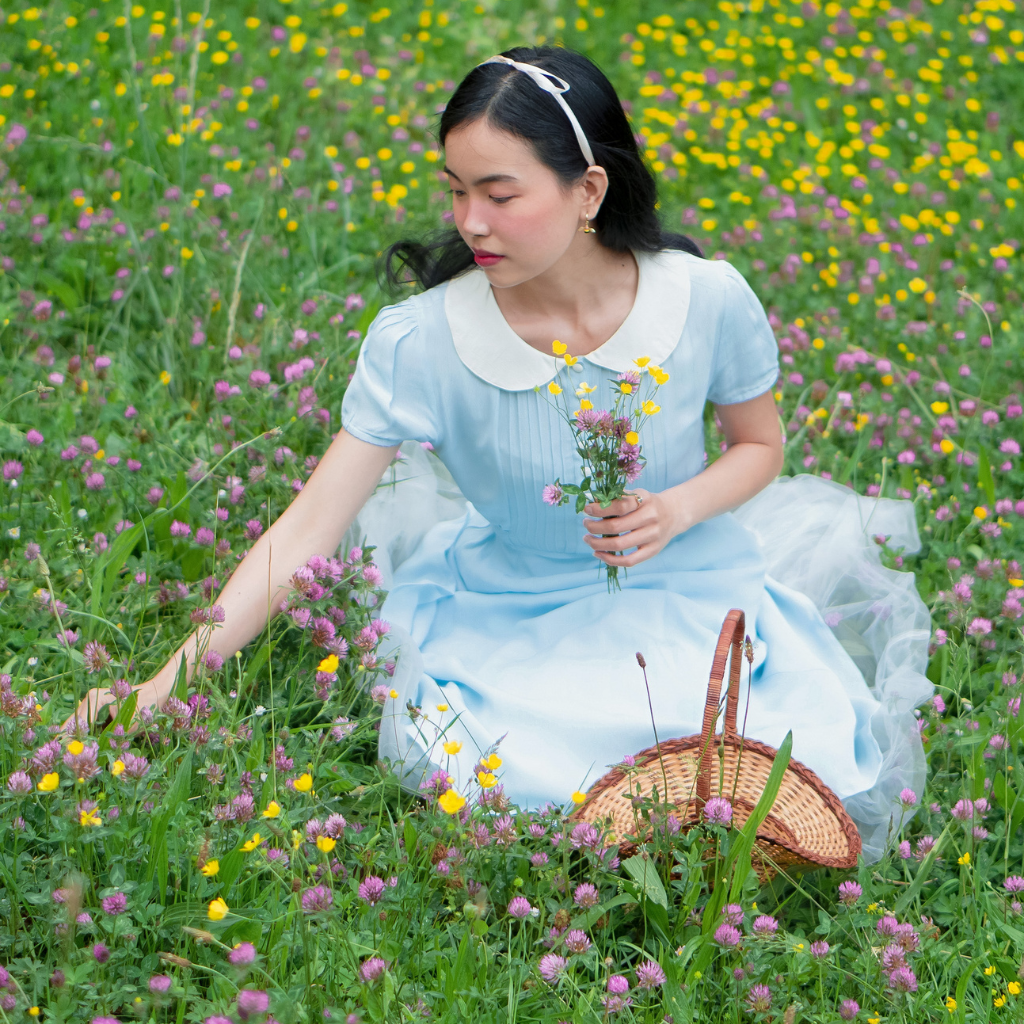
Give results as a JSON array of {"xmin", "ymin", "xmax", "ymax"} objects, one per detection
[{"xmin": 443, "ymin": 117, "xmax": 607, "ymax": 288}]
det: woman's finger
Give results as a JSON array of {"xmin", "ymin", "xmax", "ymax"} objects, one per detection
[
  {"xmin": 594, "ymin": 543, "xmax": 654, "ymax": 568},
  {"xmin": 586, "ymin": 525, "xmax": 658, "ymax": 553},
  {"xmin": 583, "ymin": 495, "xmax": 636, "ymax": 518},
  {"xmin": 583, "ymin": 514, "xmax": 638, "ymax": 536}
]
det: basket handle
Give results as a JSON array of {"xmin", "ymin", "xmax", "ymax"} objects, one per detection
[{"xmin": 695, "ymin": 609, "xmax": 745, "ymax": 806}]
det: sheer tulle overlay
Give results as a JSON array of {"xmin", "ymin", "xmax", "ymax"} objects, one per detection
[{"xmin": 347, "ymin": 443, "xmax": 933, "ymax": 864}]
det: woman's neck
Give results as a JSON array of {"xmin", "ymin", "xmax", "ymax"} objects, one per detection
[{"xmin": 489, "ymin": 246, "xmax": 639, "ymax": 358}]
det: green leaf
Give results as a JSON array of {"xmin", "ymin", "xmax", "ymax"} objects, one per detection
[
  {"xmin": 978, "ymin": 445, "xmax": 996, "ymax": 508},
  {"xmin": 89, "ymin": 522, "xmax": 144, "ymax": 634},
  {"xmin": 724, "ymin": 730, "xmax": 793, "ymax": 903},
  {"xmin": 180, "ymin": 547, "xmax": 206, "ymax": 582},
  {"xmin": 569, "ymin": 893, "xmax": 635, "ymax": 932},
  {"xmin": 242, "ymin": 641, "xmax": 277, "ymax": 694},
  {"xmin": 53, "ymin": 479, "xmax": 72, "ymax": 523},
  {"xmin": 217, "ymin": 846, "xmax": 246, "ymax": 890},
  {"xmin": 575, "ymin": 493, "xmax": 587, "ymax": 514},
  {"xmin": 36, "ymin": 269, "xmax": 81, "ymax": 311},
  {"xmin": 894, "ymin": 822, "xmax": 950, "ymax": 917},
  {"xmin": 357, "ymin": 300, "xmax": 380, "ymax": 336},
  {"xmin": 836, "ymin": 422, "xmax": 871, "ymax": 486},
  {"xmin": 622, "ymin": 853, "xmax": 668, "ymax": 909},
  {"xmin": 992, "ymin": 774, "xmax": 1024, "ymax": 835},
  {"xmin": 403, "ymin": 818, "xmax": 419, "ymax": 862},
  {"xmin": 147, "ymin": 750, "xmax": 194, "ymax": 896},
  {"xmin": 99, "ymin": 691, "xmax": 137, "ymax": 753},
  {"xmin": 168, "ymin": 470, "xmax": 189, "ymax": 512},
  {"xmin": 953, "ymin": 961, "xmax": 976, "ymax": 1024},
  {"xmin": 0, "ymin": 420, "xmax": 26, "ymax": 454}
]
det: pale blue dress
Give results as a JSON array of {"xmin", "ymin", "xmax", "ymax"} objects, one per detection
[{"xmin": 340, "ymin": 248, "xmax": 934, "ymax": 861}]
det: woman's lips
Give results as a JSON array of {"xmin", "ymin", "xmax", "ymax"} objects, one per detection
[{"xmin": 474, "ymin": 253, "xmax": 504, "ymax": 265}]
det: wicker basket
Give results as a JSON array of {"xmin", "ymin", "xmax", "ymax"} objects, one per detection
[{"xmin": 571, "ymin": 608, "xmax": 861, "ymax": 882}]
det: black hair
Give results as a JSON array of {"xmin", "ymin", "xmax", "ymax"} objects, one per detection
[{"xmin": 377, "ymin": 44, "xmax": 704, "ymax": 293}]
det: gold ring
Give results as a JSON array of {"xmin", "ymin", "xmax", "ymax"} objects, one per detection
[{"xmin": 633, "ymin": 492, "xmax": 644, "ymax": 508}]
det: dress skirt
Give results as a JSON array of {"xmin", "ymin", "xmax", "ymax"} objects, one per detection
[{"xmin": 345, "ymin": 441, "xmax": 934, "ymax": 864}]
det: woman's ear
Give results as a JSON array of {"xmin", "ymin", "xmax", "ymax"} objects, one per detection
[{"xmin": 581, "ymin": 165, "xmax": 609, "ymax": 217}]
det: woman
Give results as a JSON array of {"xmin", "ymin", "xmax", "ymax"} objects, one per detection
[{"xmin": 67, "ymin": 46, "xmax": 933, "ymax": 862}]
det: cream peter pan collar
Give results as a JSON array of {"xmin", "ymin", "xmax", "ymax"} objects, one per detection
[{"xmin": 443, "ymin": 248, "xmax": 692, "ymax": 392}]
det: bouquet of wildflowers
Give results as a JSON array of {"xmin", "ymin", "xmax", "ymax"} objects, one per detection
[{"xmin": 538, "ymin": 340, "xmax": 669, "ymax": 591}]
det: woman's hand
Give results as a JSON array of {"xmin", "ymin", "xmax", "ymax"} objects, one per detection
[
  {"xmin": 60, "ymin": 667, "xmax": 176, "ymax": 738},
  {"xmin": 582, "ymin": 488, "xmax": 687, "ymax": 568}
]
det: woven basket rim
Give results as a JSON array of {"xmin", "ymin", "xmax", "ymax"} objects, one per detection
[{"xmin": 576, "ymin": 730, "xmax": 862, "ymax": 869}]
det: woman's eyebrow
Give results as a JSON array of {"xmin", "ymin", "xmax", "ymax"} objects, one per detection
[{"xmin": 443, "ymin": 166, "xmax": 520, "ymax": 186}]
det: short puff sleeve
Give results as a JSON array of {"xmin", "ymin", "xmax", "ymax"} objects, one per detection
[
  {"xmin": 341, "ymin": 302, "xmax": 437, "ymax": 448},
  {"xmin": 706, "ymin": 261, "xmax": 781, "ymax": 406}
]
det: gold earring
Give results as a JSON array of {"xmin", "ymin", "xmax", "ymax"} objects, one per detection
[{"xmin": 579, "ymin": 215, "xmax": 595, "ymax": 234}]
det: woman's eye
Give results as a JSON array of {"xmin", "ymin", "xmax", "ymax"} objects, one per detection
[{"xmin": 491, "ymin": 196, "xmax": 513, "ymax": 204}]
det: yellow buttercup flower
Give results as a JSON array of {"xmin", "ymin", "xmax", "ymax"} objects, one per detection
[
  {"xmin": 931, "ymin": 401, "xmax": 949, "ymax": 414},
  {"xmin": 477, "ymin": 771, "xmax": 497, "ymax": 789},
  {"xmin": 1009, "ymin": 981, "xmax": 1022, "ymax": 995},
  {"xmin": 995, "ymin": 996, "xmax": 1007, "ymax": 1008},
  {"xmin": 159, "ymin": 370, "xmax": 172, "ymax": 385},
  {"xmin": 625, "ymin": 431, "xmax": 639, "ymax": 445},
  {"xmin": 958, "ymin": 851, "xmax": 970, "ymax": 865},
  {"xmin": 552, "ymin": 340, "xmax": 567, "ymax": 355},
  {"xmin": 642, "ymin": 401, "xmax": 661, "ymax": 415},
  {"xmin": 579, "ymin": 400, "xmax": 593, "ymax": 411},
  {"xmin": 79, "ymin": 808, "xmax": 102, "ymax": 827},
  {"xmin": 241, "ymin": 833, "xmax": 264, "ymax": 852},
  {"xmin": 316, "ymin": 835, "xmax": 336, "ymax": 852},
  {"xmin": 570, "ymin": 790, "xmax": 586, "ymax": 805},
  {"xmin": 945, "ymin": 997, "xmax": 957, "ymax": 1013},
  {"xmin": 207, "ymin": 897, "xmax": 229, "ymax": 921},
  {"xmin": 443, "ymin": 740, "xmax": 462, "ymax": 755},
  {"xmin": 38, "ymin": 773, "xmax": 59, "ymax": 792},
  {"xmin": 619, "ymin": 382, "xmax": 633, "ymax": 394},
  {"xmin": 649, "ymin": 366, "xmax": 670, "ymax": 385},
  {"xmin": 974, "ymin": 507, "xmax": 988, "ymax": 520},
  {"xmin": 436, "ymin": 703, "xmax": 448, "ymax": 712},
  {"xmin": 548, "ymin": 381, "xmax": 562, "ymax": 395},
  {"xmin": 483, "ymin": 753, "xmax": 502, "ymax": 770},
  {"xmin": 438, "ymin": 789, "xmax": 466, "ymax": 814},
  {"xmin": 939, "ymin": 439, "xmax": 955, "ymax": 454},
  {"xmin": 575, "ymin": 382, "xmax": 596, "ymax": 395},
  {"xmin": 67, "ymin": 740, "xmax": 84, "ymax": 756},
  {"xmin": 293, "ymin": 773, "xmax": 313, "ymax": 793},
  {"xmin": 262, "ymin": 801, "xmax": 281, "ymax": 819},
  {"xmin": 634, "ymin": 356, "xmax": 651, "ymax": 368},
  {"xmin": 111, "ymin": 760, "xmax": 125, "ymax": 777},
  {"xmin": 318, "ymin": 654, "xmax": 339, "ymax": 673},
  {"xmin": 563, "ymin": 354, "xmax": 578, "ymax": 368},
  {"xmin": 291, "ymin": 830, "xmax": 302, "ymax": 850},
  {"xmin": 389, "ymin": 688, "xmax": 398, "ymax": 699},
  {"xmin": 200, "ymin": 859, "xmax": 219, "ymax": 877},
  {"xmin": 985, "ymin": 965, "xmax": 997, "ymax": 976}
]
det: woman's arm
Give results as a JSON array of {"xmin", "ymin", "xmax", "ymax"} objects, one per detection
[
  {"xmin": 63, "ymin": 429, "xmax": 399, "ymax": 733},
  {"xmin": 583, "ymin": 389, "xmax": 784, "ymax": 567}
]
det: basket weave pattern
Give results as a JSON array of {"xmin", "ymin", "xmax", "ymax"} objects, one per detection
[{"xmin": 572, "ymin": 609, "xmax": 861, "ymax": 880}]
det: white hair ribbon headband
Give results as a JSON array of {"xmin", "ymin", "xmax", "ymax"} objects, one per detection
[{"xmin": 476, "ymin": 55, "xmax": 596, "ymax": 168}]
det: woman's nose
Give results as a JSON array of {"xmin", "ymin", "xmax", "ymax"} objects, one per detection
[{"xmin": 461, "ymin": 199, "xmax": 491, "ymax": 238}]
